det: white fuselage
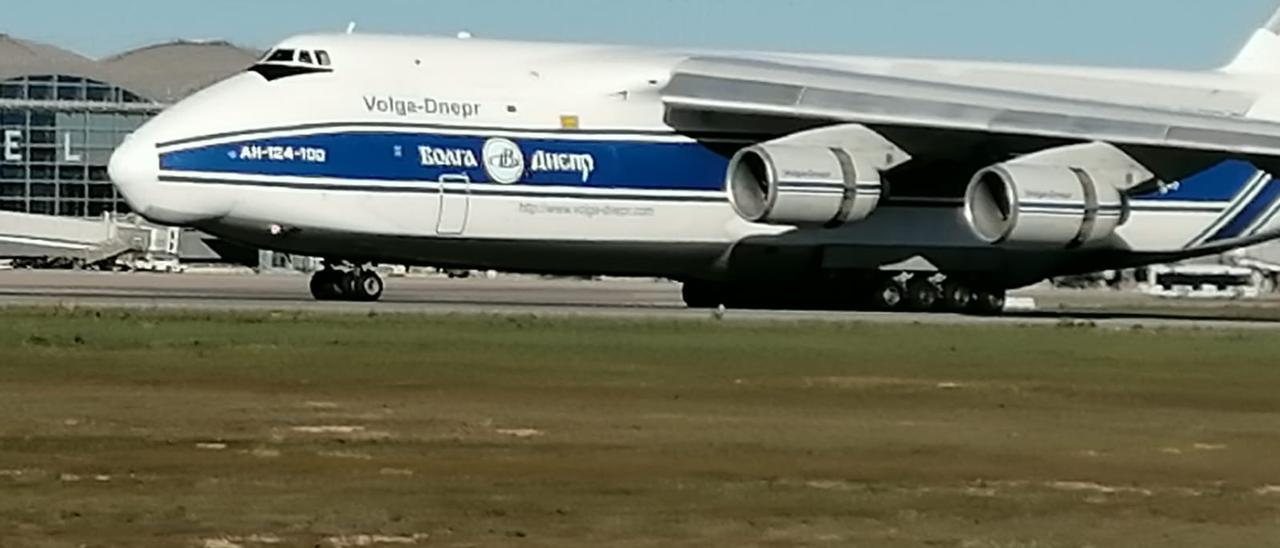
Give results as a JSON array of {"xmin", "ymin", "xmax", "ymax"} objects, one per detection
[{"xmin": 108, "ymin": 33, "xmax": 1280, "ymax": 281}]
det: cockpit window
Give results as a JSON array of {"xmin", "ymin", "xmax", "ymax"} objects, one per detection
[
  {"xmin": 250, "ymin": 47, "xmax": 334, "ymax": 81},
  {"xmin": 266, "ymin": 49, "xmax": 296, "ymax": 63}
]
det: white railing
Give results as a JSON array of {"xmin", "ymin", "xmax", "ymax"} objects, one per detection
[{"xmin": 0, "ymin": 98, "xmax": 166, "ymax": 113}]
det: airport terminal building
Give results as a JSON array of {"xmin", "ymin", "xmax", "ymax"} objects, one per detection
[{"xmin": 0, "ymin": 34, "xmax": 257, "ymax": 218}]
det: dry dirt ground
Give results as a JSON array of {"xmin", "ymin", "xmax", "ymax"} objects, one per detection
[{"xmin": 0, "ymin": 307, "xmax": 1278, "ymax": 547}]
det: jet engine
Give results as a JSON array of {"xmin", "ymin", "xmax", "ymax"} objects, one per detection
[
  {"xmin": 726, "ymin": 124, "xmax": 909, "ymax": 227},
  {"xmin": 963, "ymin": 164, "xmax": 1126, "ymax": 248},
  {"xmin": 962, "ymin": 143, "xmax": 1152, "ymax": 249}
]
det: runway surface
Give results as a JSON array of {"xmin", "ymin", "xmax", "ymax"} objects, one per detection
[{"xmin": 2, "ymin": 269, "xmax": 1280, "ymax": 329}]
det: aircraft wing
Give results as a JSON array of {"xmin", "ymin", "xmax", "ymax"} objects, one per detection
[{"xmin": 662, "ymin": 56, "xmax": 1280, "ymax": 162}]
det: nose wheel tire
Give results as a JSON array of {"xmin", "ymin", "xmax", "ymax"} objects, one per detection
[
  {"xmin": 309, "ymin": 270, "xmax": 345, "ymax": 301},
  {"xmin": 309, "ymin": 269, "xmax": 384, "ymax": 302},
  {"xmin": 351, "ymin": 271, "xmax": 385, "ymax": 302}
]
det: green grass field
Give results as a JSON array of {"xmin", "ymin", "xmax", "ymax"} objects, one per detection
[{"xmin": 1, "ymin": 307, "xmax": 1278, "ymax": 547}]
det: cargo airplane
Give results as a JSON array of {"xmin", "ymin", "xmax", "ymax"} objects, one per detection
[{"xmin": 110, "ymin": 6, "xmax": 1280, "ymax": 313}]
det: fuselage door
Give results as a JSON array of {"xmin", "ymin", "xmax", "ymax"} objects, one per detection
[{"xmin": 437, "ymin": 173, "xmax": 471, "ymax": 235}]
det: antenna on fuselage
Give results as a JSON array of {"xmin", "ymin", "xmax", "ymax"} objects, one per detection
[{"xmin": 345, "ymin": 21, "xmax": 357, "ymax": 34}]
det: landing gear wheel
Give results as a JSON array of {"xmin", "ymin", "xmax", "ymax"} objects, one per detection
[
  {"xmin": 870, "ymin": 278, "xmax": 905, "ymax": 310},
  {"xmin": 352, "ymin": 271, "xmax": 385, "ymax": 302},
  {"xmin": 309, "ymin": 270, "xmax": 344, "ymax": 301},
  {"xmin": 310, "ymin": 267, "xmax": 384, "ymax": 302},
  {"xmin": 970, "ymin": 288, "xmax": 1007, "ymax": 316},
  {"xmin": 905, "ymin": 278, "xmax": 940, "ymax": 311},
  {"xmin": 682, "ymin": 281, "xmax": 724, "ymax": 309},
  {"xmin": 341, "ymin": 271, "xmax": 361, "ymax": 297},
  {"xmin": 941, "ymin": 280, "xmax": 974, "ymax": 312}
]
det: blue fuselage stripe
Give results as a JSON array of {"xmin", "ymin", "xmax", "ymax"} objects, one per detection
[
  {"xmin": 161, "ymin": 131, "xmax": 732, "ymax": 192},
  {"xmin": 1208, "ymin": 176, "xmax": 1280, "ymax": 242},
  {"xmin": 1132, "ymin": 160, "xmax": 1260, "ymax": 202},
  {"xmin": 160, "ymin": 130, "xmax": 1268, "ymax": 226}
]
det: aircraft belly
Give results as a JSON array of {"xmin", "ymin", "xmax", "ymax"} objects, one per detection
[{"xmin": 201, "ymin": 220, "xmax": 731, "ymax": 278}]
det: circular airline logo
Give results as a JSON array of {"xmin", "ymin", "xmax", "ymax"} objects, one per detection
[{"xmin": 483, "ymin": 138, "xmax": 524, "ymax": 184}]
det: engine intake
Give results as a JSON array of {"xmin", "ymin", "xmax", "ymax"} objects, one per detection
[
  {"xmin": 728, "ymin": 144, "xmax": 883, "ymax": 227},
  {"xmin": 964, "ymin": 163, "xmax": 1127, "ymax": 248}
]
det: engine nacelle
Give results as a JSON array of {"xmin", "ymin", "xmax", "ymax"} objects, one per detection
[
  {"xmin": 963, "ymin": 163, "xmax": 1128, "ymax": 248},
  {"xmin": 727, "ymin": 145, "xmax": 882, "ymax": 227},
  {"xmin": 726, "ymin": 124, "xmax": 910, "ymax": 228}
]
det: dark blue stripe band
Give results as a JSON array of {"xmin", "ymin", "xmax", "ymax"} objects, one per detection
[{"xmin": 1208, "ymin": 177, "xmax": 1280, "ymax": 242}]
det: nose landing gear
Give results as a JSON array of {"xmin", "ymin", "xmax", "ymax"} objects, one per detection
[{"xmin": 310, "ymin": 264, "xmax": 384, "ymax": 302}]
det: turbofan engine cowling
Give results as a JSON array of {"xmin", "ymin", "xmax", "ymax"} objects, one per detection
[
  {"xmin": 727, "ymin": 144, "xmax": 883, "ymax": 227},
  {"xmin": 725, "ymin": 124, "xmax": 910, "ymax": 228},
  {"xmin": 964, "ymin": 163, "xmax": 1128, "ymax": 248}
]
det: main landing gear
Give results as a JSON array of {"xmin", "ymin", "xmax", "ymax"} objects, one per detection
[
  {"xmin": 310, "ymin": 264, "xmax": 384, "ymax": 302},
  {"xmin": 863, "ymin": 274, "xmax": 1005, "ymax": 314},
  {"xmin": 682, "ymin": 273, "xmax": 1008, "ymax": 315}
]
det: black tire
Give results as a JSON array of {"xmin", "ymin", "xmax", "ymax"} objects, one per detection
[
  {"xmin": 869, "ymin": 278, "xmax": 905, "ymax": 310},
  {"xmin": 309, "ymin": 270, "xmax": 343, "ymax": 301},
  {"xmin": 970, "ymin": 288, "xmax": 1007, "ymax": 316},
  {"xmin": 682, "ymin": 281, "xmax": 724, "ymax": 309},
  {"xmin": 354, "ymin": 271, "xmax": 385, "ymax": 302},
  {"xmin": 905, "ymin": 278, "xmax": 940, "ymax": 311},
  {"xmin": 941, "ymin": 279, "xmax": 974, "ymax": 312}
]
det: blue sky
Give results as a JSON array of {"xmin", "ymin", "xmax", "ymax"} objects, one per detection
[{"xmin": 5, "ymin": 0, "xmax": 1278, "ymax": 68}]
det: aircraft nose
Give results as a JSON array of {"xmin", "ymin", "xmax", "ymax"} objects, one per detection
[
  {"xmin": 109, "ymin": 134, "xmax": 232, "ymax": 225},
  {"xmin": 108, "ymin": 134, "xmax": 158, "ymax": 212}
]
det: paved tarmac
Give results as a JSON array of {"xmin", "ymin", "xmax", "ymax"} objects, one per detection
[{"xmin": 1, "ymin": 269, "xmax": 1279, "ymax": 329}]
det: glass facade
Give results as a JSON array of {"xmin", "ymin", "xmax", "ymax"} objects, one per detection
[{"xmin": 0, "ymin": 75, "xmax": 160, "ymax": 217}]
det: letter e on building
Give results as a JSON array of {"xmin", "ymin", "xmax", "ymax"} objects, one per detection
[{"xmin": 3, "ymin": 129, "xmax": 21, "ymax": 162}]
